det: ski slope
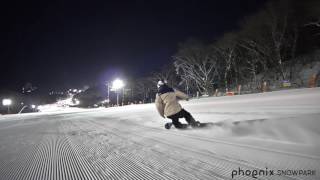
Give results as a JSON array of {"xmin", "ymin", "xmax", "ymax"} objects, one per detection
[{"xmin": 0, "ymin": 88, "xmax": 319, "ymax": 180}]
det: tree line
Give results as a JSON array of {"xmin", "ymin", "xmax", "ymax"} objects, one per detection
[
  {"xmin": 128, "ymin": 0, "xmax": 320, "ymax": 103},
  {"xmin": 73, "ymin": 0, "xmax": 319, "ymax": 106}
]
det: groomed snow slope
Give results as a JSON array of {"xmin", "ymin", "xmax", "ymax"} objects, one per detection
[{"xmin": 0, "ymin": 88, "xmax": 319, "ymax": 180}]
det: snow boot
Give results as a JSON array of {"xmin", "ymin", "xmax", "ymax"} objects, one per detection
[{"xmin": 165, "ymin": 122, "xmax": 173, "ymax": 129}]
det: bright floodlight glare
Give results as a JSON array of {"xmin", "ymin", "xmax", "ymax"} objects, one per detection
[
  {"xmin": 112, "ymin": 79, "xmax": 124, "ymax": 90},
  {"xmin": 2, "ymin": 99, "xmax": 12, "ymax": 106},
  {"xmin": 31, "ymin": 105, "xmax": 36, "ymax": 109}
]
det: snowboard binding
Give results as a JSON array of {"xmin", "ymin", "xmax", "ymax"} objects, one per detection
[{"xmin": 164, "ymin": 121, "xmax": 201, "ymax": 129}]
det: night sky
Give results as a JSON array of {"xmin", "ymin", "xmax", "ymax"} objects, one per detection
[{"xmin": 1, "ymin": 0, "xmax": 266, "ymax": 92}]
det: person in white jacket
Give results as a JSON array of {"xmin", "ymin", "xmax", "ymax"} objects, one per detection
[{"xmin": 155, "ymin": 80, "xmax": 199, "ymax": 129}]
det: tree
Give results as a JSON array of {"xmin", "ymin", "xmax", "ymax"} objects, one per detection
[
  {"xmin": 302, "ymin": 0, "xmax": 320, "ymax": 34},
  {"xmin": 212, "ymin": 32, "xmax": 239, "ymax": 90},
  {"xmin": 238, "ymin": 0, "xmax": 299, "ymax": 81},
  {"xmin": 132, "ymin": 77, "xmax": 157, "ymax": 103},
  {"xmin": 173, "ymin": 39, "xmax": 220, "ymax": 95},
  {"xmin": 149, "ymin": 64, "xmax": 179, "ymax": 88}
]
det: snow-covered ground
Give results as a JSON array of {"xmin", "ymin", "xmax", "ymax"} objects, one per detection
[{"xmin": 0, "ymin": 88, "xmax": 319, "ymax": 180}]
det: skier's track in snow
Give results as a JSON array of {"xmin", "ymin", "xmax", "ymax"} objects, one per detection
[
  {"xmin": 87, "ymin": 120, "xmax": 299, "ymax": 180},
  {"xmin": 115, "ymin": 119, "xmax": 320, "ymax": 161}
]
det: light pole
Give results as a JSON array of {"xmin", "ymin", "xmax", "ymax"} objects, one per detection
[
  {"xmin": 106, "ymin": 82, "xmax": 110, "ymax": 102},
  {"xmin": 31, "ymin": 105, "xmax": 36, "ymax": 112},
  {"xmin": 2, "ymin": 99, "xmax": 12, "ymax": 114},
  {"xmin": 112, "ymin": 79, "xmax": 125, "ymax": 106}
]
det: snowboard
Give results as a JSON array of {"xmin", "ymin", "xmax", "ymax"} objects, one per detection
[{"xmin": 164, "ymin": 122, "xmax": 214, "ymax": 130}]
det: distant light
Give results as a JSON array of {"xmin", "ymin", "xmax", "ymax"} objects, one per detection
[
  {"xmin": 102, "ymin": 99, "xmax": 110, "ymax": 103},
  {"xmin": 31, "ymin": 105, "xmax": 36, "ymax": 109},
  {"xmin": 37, "ymin": 105, "xmax": 43, "ymax": 110},
  {"xmin": 73, "ymin": 89, "xmax": 78, "ymax": 93},
  {"xmin": 112, "ymin": 79, "xmax": 125, "ymax": 90},
  {"xmin": 74, "ymin": 99, "xmax": 80, "ymax": 105},
  {"xmin": 2, "ymin": 99, "xmax": 12, "ymax": 106}
]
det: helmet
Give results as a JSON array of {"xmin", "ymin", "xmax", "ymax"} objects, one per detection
[{"xmin": 157, "ymin": 79, "xmax": 167, "ymax": 88}]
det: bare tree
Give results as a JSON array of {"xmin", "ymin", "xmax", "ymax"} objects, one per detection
[
  {"xmin": 131, "ymin": 77, "xmax": 156, "ymax": 103},
  {"xmin": 212, "ymin": 32, "xmax": 239, "ymax": 90},
  {"xmin": 238, "ymin": 0, "xmax": 300, "ymax": 81},
  {"xmin": 305, "ymin": 20, "xmax": 320, "ymax": 29},
  {"xmin": 149, "ymin": 64, "xmax": 179, "ymax": 87},
  {"xmin": 302, "ymin": 0, "xmax": 320, "ymax": 36},
  {"xmin": 238, "ymin": 35, "xmax": 270, "ymax": 85},
  {"xmin": 173, "ymin": 39, "xmax": 219, "ymax": 95}
]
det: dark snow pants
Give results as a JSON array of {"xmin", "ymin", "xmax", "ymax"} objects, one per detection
[{"xmin": 167, "ymin": 109, "xmax": 197, "ymax": 128}]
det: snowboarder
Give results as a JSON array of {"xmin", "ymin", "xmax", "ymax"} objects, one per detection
[{"xmin": 155, "ymin": 80, "xmax": 199, "ymax": 129}]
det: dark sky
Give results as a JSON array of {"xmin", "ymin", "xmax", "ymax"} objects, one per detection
[{"xmin": 0, "ymin": 0, "xmax": 266, "ymax": 92}]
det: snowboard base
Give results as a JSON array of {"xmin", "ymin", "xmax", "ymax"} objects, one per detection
[{"xmin": 165, "ymin": 122, "xmax": 214, "ymax": 129}]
